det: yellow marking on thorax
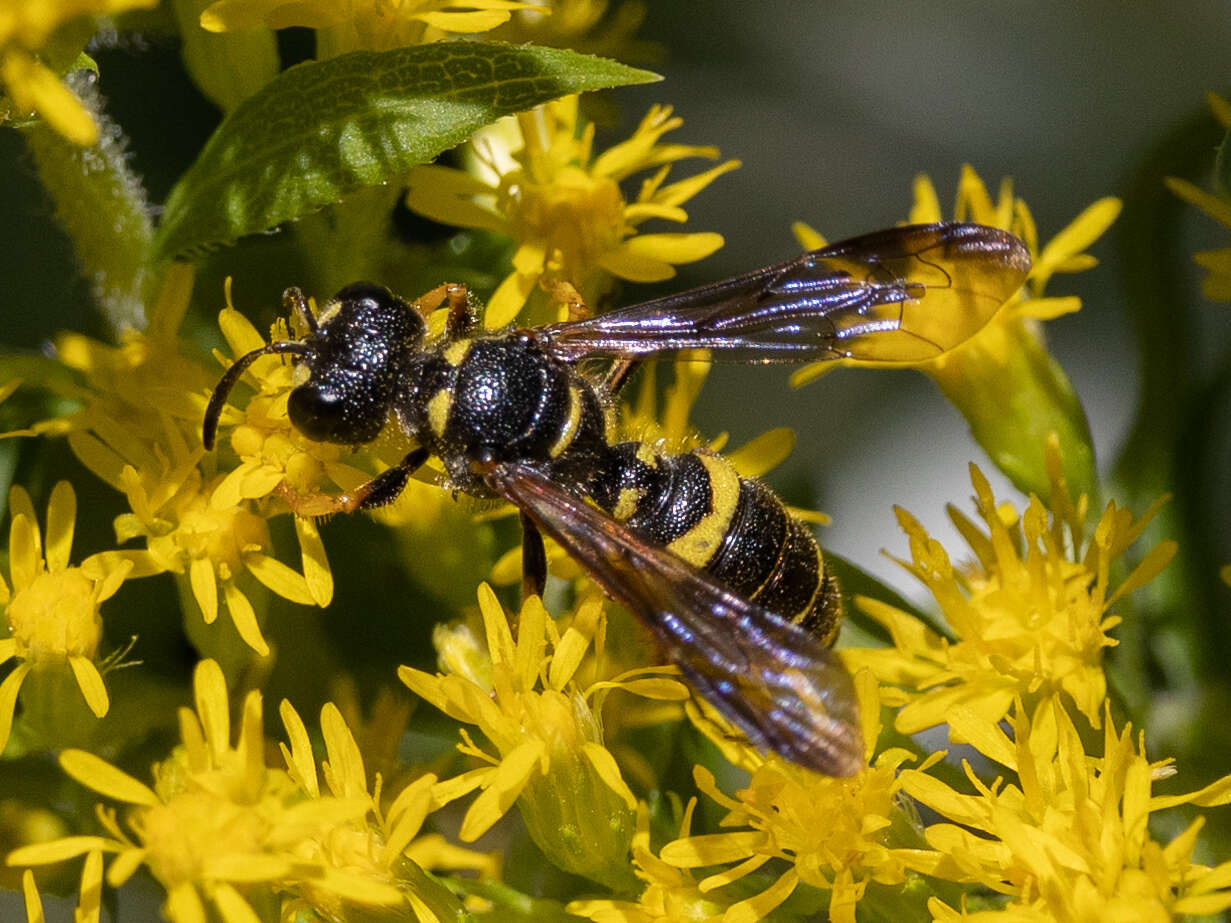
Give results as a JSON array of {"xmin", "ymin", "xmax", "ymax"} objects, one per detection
[
  {"xmin": 548, "ymin": 385, "xmax": 585, "ymax": 459},
  {"xmin": 667, "ymin": 452, "xmax": 741, "ymax": 568},
  {"xmin": 612, "ymin": 486, "xmax": 644, "ymax": 521},
  {"xmin": 442, "ymin": 338, "xmax": 473, "ymax": 367},
  {"xmin": 426, "ymin": 388, "xmax": 453, "ymax": 438}
]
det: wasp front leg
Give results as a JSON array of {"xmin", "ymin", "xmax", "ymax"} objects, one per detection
[
  {"xmin": 520, "ymin": 511, "xmax": 548, "ymax": 600},
  {"xmin": 278, "ymin": 447, "xmax": 430, "ymax": 517}
]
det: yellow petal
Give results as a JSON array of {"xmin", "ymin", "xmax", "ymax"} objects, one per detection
[
  {"xmin": 60, "ymin": 750, "xmax": 158, "ymax": 805},
  {"xmin": 189, "ymin": 557, "xmax": 219, "ymax": 624},
  {"xmin": 8, "ymin": 513, "xmax": 39, "ymax": 591},
  {"xmin": 66, "ymin": 431, "xmax": 126, "ymax": 488},
  {"xmin": 1167, "ymin": 176, "xmax": 1231, "ymax": 228},
  {"xmin": 791, "ymin": 221, "xmax": 826, "ymax": 251},
  {"xmin": 278, "ymin": 699, "xmax": 318, "ymax": 796},
  {"xmin": 478, "ymin": 582, "xmax": 515, "ymax": 668},
  {"xmin": 243, "ymin": 552, "xmax": 314, "ymax": 605},
  {"xmin": 910, "ymin": 174, "xmax": 943, "ymax": 224},
  {"xmin": 581, "ymin": 742, "xmax": 636, "ymax": 810},
  {"xmin": 44, "ymin": 481, "xmax": 76, "ymax": 572},
  {"xmin": 223, "ymin": 581, "xmax": 270, "ymax": 656},
  {"xmin": 649, "ymin": 159, "xmax": 741, "ymax": 210},
  {"xmin": 294, "ymin": 516, "xmax": 333, "ymax": 606},
  {"xmin": 211, "ymin": 883, "xmax": 262, "ymax": 923},
  {"xmin": 320, "ymin": 702, "xmax": 365, "ymax": 798},
  {"xmin": 660, "ymin": 831, "xmax": 764, "ymax": 867},
  {"xmin": 514, "ymin": 595, "xmax": 548, "ymax": 690},
  {"xmin": 21, "ymin": 869, "xmax": 43, "ymax": 923},
  {"xmin": 0, "ymin": 663, "xmax": 32, "ymax": 752},
  {"xmin": 485, "ymin": 255, "xmax": 545, "ymax": 329},
  {"xmin": 77, "ymin": 850, "xmax": 103, "ymax": 923},
  {"xmin": 0, "ymin": 53, "xmax": 98, "ymax": 146},
  {"xmin": 1033, "ymin": 197, "xmax": 1122, "ymax": 285},
  {"xmin": 193, "ymin": 658, "xmax": 230, "ymax": 760},
  {"xmin": 404, "ymin": 165, "xmax": 505, "ymax": 233},
  {"xmin": 459, "ymin": 740, "xmax": 544, "ymax": 841},
  {"xmin": 723, "ymin": 868, "xmax": 798, "ymax": 923},
  {"xmin": 68, "ymin": 656, "xmax": 109, "ymax": 717},
  {"xmin": 164, "ymin": 882, "xmax": 208, "ymax": 923},
  {"xmin": 7, "ymin": 836, "xmax": 116, "ymax": 867},
  {"xmin": 415, "ymin": 9, "xmax": 515, "ymax": 31},
  {"xmin": 384, "ymin": 774, "xmax": 436, "ymax": 860},
  {"xmin": 600, "ymin": 232, "xmax": 724, "ymax": 281},
  {"xmin": 725, "ymin": 427, "xmax": 794, "ymax": 478}
]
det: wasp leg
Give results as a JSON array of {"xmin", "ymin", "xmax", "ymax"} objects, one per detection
[
  {"xmin": 283, "ymin": 286, "xmax": 318, "ymax": 332},
  {"xmin": 520, "ymin": 511, "xmax": 547, "ymax": 600},
  {"xmin": 601, "ymin": 358, "xmax": 640, "ymax": 396},
  {"xmin": 278, "ymin": 447, "xmax": 429, "ymax": 517},
  {"xmin": 442, "ymin": 283, "xmax": 479, "ymax": 339}
]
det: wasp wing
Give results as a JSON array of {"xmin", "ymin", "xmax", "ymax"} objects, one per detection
[
  {"xmin": 484, "ymin": 461, "xmax": 863, "ymax": 776},
  {"xmin": 540, "ymin": 222, "xmax": 1030, "ymax": 364}
]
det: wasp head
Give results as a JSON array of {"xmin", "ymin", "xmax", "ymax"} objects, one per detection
[{"xmin": 203, "ymin": 282, "xmax": 426, "ymax": 450}]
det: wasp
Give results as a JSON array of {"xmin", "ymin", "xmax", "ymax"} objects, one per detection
[{"xmin": 203, "ymin": 222, "xmax": 1030, "ymax": 776}]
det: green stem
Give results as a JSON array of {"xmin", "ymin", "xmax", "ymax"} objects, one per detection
[{"xmin": 19, "ymin": 72, "xmax": 156, "ymax": 337}]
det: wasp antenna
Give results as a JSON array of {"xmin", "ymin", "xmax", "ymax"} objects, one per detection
[
  {"xmin": 283, "ymin": 287, "xmax": 317, "ymax": 333},
  {"xmin": 202, "ymin": 341, "xmax": 311, "ymax": 450}
]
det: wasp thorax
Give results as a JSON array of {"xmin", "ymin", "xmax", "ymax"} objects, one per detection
[{"xmin": 286, "ymin": 282, "xmax": 425, "ymax": 446}]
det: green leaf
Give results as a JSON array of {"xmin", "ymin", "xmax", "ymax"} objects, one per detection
[{"xmin": 153, "ymin": 42, "xmax": 660, "ymax": 261}]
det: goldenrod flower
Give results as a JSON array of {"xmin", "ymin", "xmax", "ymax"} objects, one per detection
[
  {"xmin": 567, "ymin": 799, "xmax": 731, "ymax": 923},
  {"xmin": 405, "ymin": 95, "xmax": 737, "ymax": 327},
  {"xmin": 493, "ymin": 0, "xmax": 660, "ymax": 64},
  {"xmin": 19, "ymin": 857, "xmax": 102, "ymax": 923},
  {"xmin": 276, "ymin": 696, "xmax": 491, "ymax": 920},
  {"xmin": 0, "ymin": 482, "xmax": 135, "ymax": 753},
  {"xmin": 1167, "ymin": 92, "xmax": 1231, "ymax": 301},
  {"xmin": 4, "ymin": 276, "xmax": 334, "ymax": 656},
  {"xmin": 795, "ymin": 166, "xmax": 1121, "ymax": 500},
  {"xmin": 659, "ymin": 672, "xmax": 923, "ymax": 923},
  {"xmin": 400, "ymin": 584, "xmax": 688, "ymax": 889},
  {"xmin": 843, "ymin": 442, "xmax": 1177, "ymax": 736},
  {"xmin": 7, "ymin": 659, "xmax": 473, "ymax": 921},
  {"xmin": 0, "ymin": 0, "xmax": 156, "ymax": 145},
  {"xmin": 900, "ymin": 695, "xmax": 1231, "ymax": 920},
  {"xmin": 200, "ymin": 0, "xmax": 537, "ymax": 57}
]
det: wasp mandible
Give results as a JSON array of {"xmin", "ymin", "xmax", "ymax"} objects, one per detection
[{"xmin": 203, "ymin": 222, "xmax": 1031, "ymax": 776}]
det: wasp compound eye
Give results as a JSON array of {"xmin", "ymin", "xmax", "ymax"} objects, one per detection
[{"xmin": 287, "ymin": 373, "xmax": 387, "ymax": 445}]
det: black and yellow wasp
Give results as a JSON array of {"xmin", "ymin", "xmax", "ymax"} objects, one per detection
[{"xmin": 203, "ymin": 223, "xmax": 1030, "ymax": 776}]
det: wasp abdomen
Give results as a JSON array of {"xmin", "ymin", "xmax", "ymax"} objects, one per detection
[{"xmin": 593, "ymin": 442, "xmax": 836, "ymax": 640}]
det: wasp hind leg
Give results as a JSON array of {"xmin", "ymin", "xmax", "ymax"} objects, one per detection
[
  {"xmin": 278, "ymin": 447, "xmax": 430, "ymax": 517},
  {"xmin": 520, "ymin": 511, "xmax": 548, "ymax": 600}
]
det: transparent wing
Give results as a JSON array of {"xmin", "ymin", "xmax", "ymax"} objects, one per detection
[
  {"xmin": 540, "ymin": 222, "xmax": 1030, "ymax": 364},
  {"xmin": 484, "ymin": 461, "xmax": 863, "ymax": 776}
]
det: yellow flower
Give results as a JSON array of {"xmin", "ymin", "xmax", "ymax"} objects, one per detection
[
  {"xmin": 492, "ymin": 0, "xmax": 660, "ymax": 65},
  {"xmin": 0, "ymin": 0, "xmax": 157, "ymax": 145},
  {"xmin": 843, "ymin": 441, "xmax": 1177, "ymax": 736},
  {"xmin": 4, "ymin": 273, "xmax": 333, "ymax": 657},
  {"xmin": 0, "ymin": 482, "xmax": 136, "ymax": 753},
  {"xmin": 659, "ymin": 672, "xmax": 925, "ymax": 923},
  {"xmin": 200, "ymin": 0, "xmax": 536, "ymax": 57},
  {"xmin": 399, "ymin": 584, "xmax": 689, "ymax": 889},
  {"xmin": 276, "ymin": 696, "xmax": 490, "ymax": 920},
  {"xmin": 567, "ymin": 799, "xmax": 730, "ymax": 923},
  {"xmin": 7, "ymin": 659, "xmax": 475, "ymax": 921},
  {"xmin": 1166, "ymin": 92, "xmax": 1231, "ymax": 301},
  {"xmin": 19, "ymin": 857, "xmax": 103, "ymax": 923},
  {"xmin": 794, "ymin": 166, "xmax": 1121, "ymax": 501},
  {"xmin": 900, "ymin": 695, "xmax": 1231, "ymax": 921},
  {"xmin": 405, "ymin": 95, "xmax": 738, "ymax": 327}
]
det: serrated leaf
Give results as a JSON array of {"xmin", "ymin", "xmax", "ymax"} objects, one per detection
[{"xmin": 153, "ymin": 42, "xmax": 659, "ymax": 260}]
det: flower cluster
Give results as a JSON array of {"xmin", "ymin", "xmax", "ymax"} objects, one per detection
[{"xmin": 3, "ymin": 2, "xmax": 1230, "ymax": 921}]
